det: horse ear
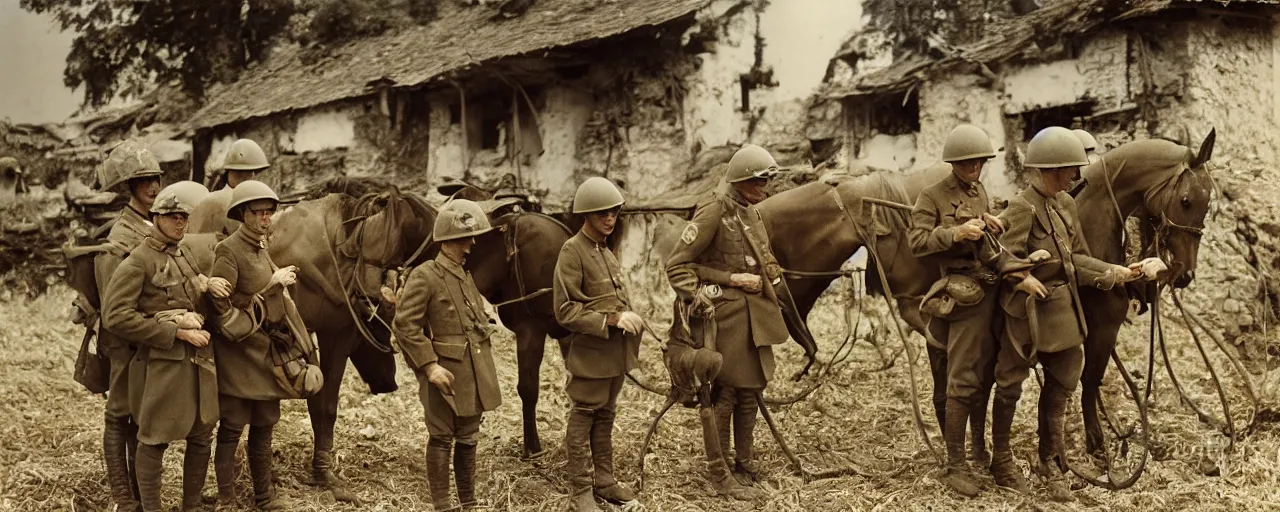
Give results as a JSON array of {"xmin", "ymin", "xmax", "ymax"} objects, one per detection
[{"xmin": 1191, "ymin": 127, "xmax": 1216, "ymax": 169}]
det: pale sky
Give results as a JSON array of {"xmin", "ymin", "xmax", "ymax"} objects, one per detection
[
  {"xmin": 0, "ymin": 0, "xmax": 81, "ymax": 124},
  {"xmin": 761, "ymin": 0, "xmax": 863, "ymax": 100}
]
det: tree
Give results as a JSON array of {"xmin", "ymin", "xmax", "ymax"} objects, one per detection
[
  {"xmin": 860, "ymin": 0, "xmax": 1015, "ymax": 59},
  {"xmin": 20, "ymin": 0, "xmax": 295, "ymax": 107}
]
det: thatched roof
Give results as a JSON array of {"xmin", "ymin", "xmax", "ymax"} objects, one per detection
[
  {"xmin": 188, "ymin": 0, "xmax": 709, "ymax": 131},
  {"xmin": 823, "ymin": 0, "xmax": 1280, "ymax": 99}
]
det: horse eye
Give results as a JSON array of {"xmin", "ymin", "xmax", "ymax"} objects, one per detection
[{"xmin": 1181, "ymin": 197, "xmax": 1192, "ymax": 209}]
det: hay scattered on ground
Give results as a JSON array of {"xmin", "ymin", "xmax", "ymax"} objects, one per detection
[{"xmin": 2, "ymin": 284, "xmax": 1278, "ymax": 511}]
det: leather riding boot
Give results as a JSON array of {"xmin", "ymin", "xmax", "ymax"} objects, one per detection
[
  {"xmin": 453, "ymin": 442, "xmax": 478, "ymax": 508},
  {"xmin": 1038, "ymin": 384, "xmax": 1075, "ymax": 503},
  {"xmin": 969, "ymin": 388, "xmax": 991, "ymax": 467},
  {"xmin": 939, "ymin": 398, "xmax": 981, "ymax": 498},
  {"xmin": 182, "ymin": 437, "xmax": 213, "ymax": 510},
  {"xmin": 427, "ymin": 437, "xmax": 455, "ymax": 511},
  {"xmin": 135, "ymin": 443, "xmax": 167, "ymax": 512},
  {"xmin": 104, "ymin": 417, "xmax": 141, "ymax": 511},
  {"xmin": 732, "ymin": 391, "xmax": 759, "ymax": 481},
  {"xmin": 589, "ymin": 409, "xmax": 635, "ymax": 504},
  {"xmin": 565, "ymin": 408, "xmax": 600, "ymax": 511},
  {"xmin": 247, "ymin": 426, "xmax": 286, "ymax": 510},
  {"xmin": 127, "ymin": 420, "xmax": 141, "ymax": 502},
  {"xmin": 701, "ymin": 406, "xmax": 762, "ymax": 501},
  {"xmin": 713, "ymin": 387, "xmax": 735, "ymax": 476},
  {"xmin": 989, "ymin": 392, "xmax": 1029, "ymax": 493},
  {"xmin": 213, "ymin": 442, "xmax": 239, "ymax": 510}
]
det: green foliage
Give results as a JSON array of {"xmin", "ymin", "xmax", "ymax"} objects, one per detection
[
  {"xmin": 307, "ymin": 0, "xmax": 438, "ymax": 46},
  {"xmin": 861, "ymin": 0, "xmax": 1011, "ymax": 58},
  {"xmin": 21, "ymin": 0, "xmax": 294, "ymax": 107}
]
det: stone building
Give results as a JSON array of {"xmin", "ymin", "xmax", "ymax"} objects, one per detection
[
  {"xmin": 823, "ymin": 0, "xmax": 1280, "ymax": 338},
  {"xmin": 187, "ymin": 0, "xmax": 857, "ymax": 208}
]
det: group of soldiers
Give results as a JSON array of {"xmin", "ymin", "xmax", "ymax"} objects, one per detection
[
  {"xmin": 89, "ymin": 138, "xmax": 317, "ymax": 512},
  {"xmin": 85, "ymin": 123, "xmax": 1165, "ymax": 512}
]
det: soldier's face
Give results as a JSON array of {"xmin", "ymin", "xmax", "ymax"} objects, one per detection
[
  {"xmin": 155, "ymin": 213, "xmax": 188, "ymax": 240},
  {"xmin": 128, "ymin": 177, "xmax": 162, "ymax": 208},
  {"xmin": 241, "ymin": 199, "xmax": 277, "ymax": 233},
  {"xmin": 1040, "ymin": 166, "xmax": 1080, "ymax": 194},
  {"xmin": 732, "ymin": 178, "xmax": 770, "ymax": 204},
  {"xmin": 585, "ymin": 208, "xmax": 620, "ymax": 237},
  {"xmin": 952, "ymin": 159, "xmax": 987, "ymax": 184}
]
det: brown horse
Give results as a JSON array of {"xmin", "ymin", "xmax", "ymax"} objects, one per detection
[{"xmin": 1074, "ymin": 132, "xmax": 1216, "ymax": 456}]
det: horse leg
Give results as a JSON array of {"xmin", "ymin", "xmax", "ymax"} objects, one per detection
[
  {"xmin": 306, "ymin": 328, "xmax": 361, "ymax": 502},
  {"xmin": 1082, "ymin": 305, "xmax": 1124, "ymax": 459},
  {"xmin": 513, "ymin": 319, "xmax": 551, "ymax": 460}
]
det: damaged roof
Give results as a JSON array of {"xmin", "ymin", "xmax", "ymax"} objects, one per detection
[
  {"xmin": 189, "ymin": 0, "xmax": 709, "ymax": 131},
  {"xmin": 823, "ymin": 0, "xmax": 1280, "ymax": 99}
]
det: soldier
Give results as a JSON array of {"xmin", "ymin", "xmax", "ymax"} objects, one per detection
[
  {"xmin": 909, "ymin": 124, "xmax": 1032, "ymax": 497},
  {"xmin": 555, "ymin": 177, "xmax": 642, "ymax": 511},
  {"xmin": 101, "ymin": 182, "xmax": 219, "ymax": 511},
  {"xmin": 666, "ymin": 144, "xmax": 795, "ymax": 500},
  {"xmin": 191, "ymin": 139, "xmax": 270, "ymax": 237},
  {"xmin": 992, "ymin": 127, "xmax": 1144, "ymax": 501},
  {"xmin": 94, "ymin": 140, "xmax": 164, "ymax": 511},
  {"xmin": 1072, "ymin": 129, "xmax": 1100, "ymax": 164},
  {"xmin": 206, "ymin": 180, "xmax": 319, "ymax": 510},
  {"xmin": 392, "ymin": 199, "xmax": 502, "ymax": 511}
]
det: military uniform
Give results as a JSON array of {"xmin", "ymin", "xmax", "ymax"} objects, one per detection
[
  {"xmin": 96, "ymin": 206, "xmax": 152, "ymax": 422},
  {"xmin": 909, "ymin": 172, "xmax": 1010, "ymax": 398},
  {"xmin": 996, "ymin": 184, "xmax": 1116, "ymax": 400},
  {"xmin": 984, "ymin": 126, "xmax": 1129, "ymax": 500},
  {"xmin": 555, "ymin": 230, "xmax": 640, "ymax": 503},
  {"xmin": 210, "ymin": 223, "xmax": 297, "ymax": 509},
  {"xmin": 393, "ymin": 248, "xmax": 501, "ymax": 511},
  {"xmin": 190, "ymin": 185, "xmax": 239, "ymax": 237},
  {"xmin": 667, "ymin": 185, "xmax": 789, "ymax": 480},
  {"xmin": 101, "ymin": 186, "xmax": 216, "ymax": 512},
  {"xmin": 395, "ymin": 252, "xmax": 502, "ymax": 439}
]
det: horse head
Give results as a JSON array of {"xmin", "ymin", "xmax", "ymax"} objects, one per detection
[
  {"xmin": 1149, "ymin": 128, "xmax": 1215, "ymax": 288},
  {"xmin": 341, "ymin": 189, "xmax": 434, "ymax": 268}
]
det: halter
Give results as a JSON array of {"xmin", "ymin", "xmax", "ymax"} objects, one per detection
[{"xmin": 1098, "ymin": 156, "xmax": 1208, "ymax": 275}]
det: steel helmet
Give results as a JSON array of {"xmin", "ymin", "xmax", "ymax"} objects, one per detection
[
  {"xmin": 0, "ymin": 156, "xmax": 18, "ymax": 171},
  {"xmin": 1025, "ymin": 126, "xmax": 1089, "ymax": 169},
  {"xmin": 1072, "ymin": 129, "xmax": 1098, "ymax": 152},
  {"xmin": 99, "ymin": 140, "xmax": 163, "ymax": 192},
  {"xmin": 434, "ymin": 199, "xmax": 493, "ymax": 241},
  {"xmin": 941, "ymin": 124, "xmax": 997, "ymax": 162},
  {"xmin": 151, "ymin": 181, "xmax": 210, "ymax": 216},
  {"xmin": 572, "ymin": 177, "xmax": 625, "ymax": 213},
  {"xmin": 151, "ymin": 181, "xmax": 209, "ymax": 216},
  {"xmin": 725, "ymin": 144, "xmax": 779, "ymax": 183},
  {"xmin": 222, "ymin": 139, "xmax": 270, "ymax": 171},
  {"xmin": 225, "ymin": 180, "xmax": 280, "ymax": 220}
]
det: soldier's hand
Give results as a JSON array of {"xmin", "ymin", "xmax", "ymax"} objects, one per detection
[
  {"xmin": 1107, "ymin": 264, "xmax": 1140, "ymax": 284},
  {"xmin": 176, "ymin": 312, "xmax": 205, "ymax": 330},
  {"xmin": 953, "ymin": 219, "xmax": 985, "ymax": 242},
  {"xmin": 1129, "ymin": 257, "xmax": 1168, "ymax": 281},
  {"xmin": 982, "ymin": 212, "xmax": 1005, "ymax": 235},
  {"xmin": 192, "ymin": 274, "xmax": 210, "ymax": 295},
  {"xmin": 270, "ymin": 266, "xmax": 299, "ymax": 288},
  {"xmin": 425, "ymin": 363, "xmax": 455, "ymax": 396},
  {"xmin": 731, "ymin": 273, "xmax": 762, "ymax": 293},
  {"xmin": 1028, "ymin": 249, "xmax": 1052, "ymax": 263},
  {"xmin": 208, "ymin": 277, "xmax": 232, "ymax": 299},
  {"xmin": 617, "ymin": 311, "xmax": 644, "ymax": 335},
  {"xmin": 1016, "ymin": 275, "xmax": 1049, "ymax": 299},
  {"xmin": 177, "ymin": 328, "xmax": 211, "ymax": 348}
]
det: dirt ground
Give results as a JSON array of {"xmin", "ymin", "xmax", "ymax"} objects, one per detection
[{"xmin": 1, "ymin": 283, "xmax": 1275, "ymax": 511}]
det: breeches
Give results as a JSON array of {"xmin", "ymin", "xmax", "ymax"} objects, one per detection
[
  {"xmin": 218, "ymin": 396, "xmax": 281, "ymax": 428},
  {"xmin": 931, "ymin": 290, "xmax": 998, "ymax": 399},
  {"xmin": 566, "ymin": 375, "xmax": 624, "ymax": 412}
]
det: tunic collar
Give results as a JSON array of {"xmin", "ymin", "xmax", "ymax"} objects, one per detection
[
  {"xmin": 948, "ymin": 172, "xmax": 981, "ymax": 197},
  {"xmin": 233, "ymin": 224, "xmax": 268, "ymax": 251},
  {"xmin": 435, "ymin": 252, "xmax": 467, "ymax": 280}
]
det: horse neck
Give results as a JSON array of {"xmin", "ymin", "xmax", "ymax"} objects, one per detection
[
  {"xmin": 1076, "ymin": 162, "xmax": 1175, "ymax": 263},
  {"xmin": 764, "ymin": 183, "xmax": 864, "ymax": 271}
]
